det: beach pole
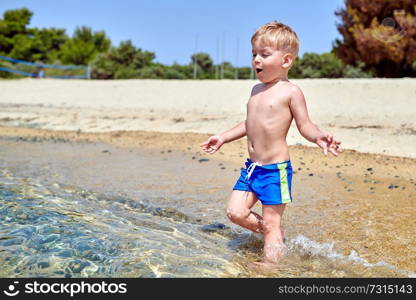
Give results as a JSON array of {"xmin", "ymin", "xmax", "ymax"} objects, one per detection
[
  {"xmin": 193, "ymin": 35, "xmax": 198, "ymax": 79},
  {"xmin": 216, "ymin": 34, "xmax": 220, "ymax": 79},
  {"xmin": 235, "ymin": 37, "xmax": 239, "ymax": 80},
  {"xmin": 221, "ymin": 32, "xmax": 225, "ymax": 79}
]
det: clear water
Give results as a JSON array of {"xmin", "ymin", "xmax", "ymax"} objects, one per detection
[{"xmin": 0, "ymin": 169, "xmax": 242, "ymax": 277}]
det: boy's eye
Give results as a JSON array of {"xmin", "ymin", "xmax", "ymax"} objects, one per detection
[{"xmin": 252, "ymin": 53, "xmax": 270, "ymax": 58}]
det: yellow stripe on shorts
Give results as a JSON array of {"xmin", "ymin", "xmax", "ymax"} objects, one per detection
[{"xmin": 277, "ymin": 162, "xmax": 291, "ymax": 203}]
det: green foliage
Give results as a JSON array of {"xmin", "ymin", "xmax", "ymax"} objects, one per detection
[
  {"xmin": 220, "ymin": 61, "xmax": 237, "ymax": 79},
  {"xmin": 289, "ymin": 52, "xmax": 373, "ymax": 78},
  {"xmin": 59, "ymin": 26, "xmax": 110, "ymax": 65},
  {"xmin": 343, "ymin": 61, "xmax": 374, "ymax": 78},
  {"xmin": 290, "ymin": 53, "xmax": 342, "ymax": 78},
  {"xmin": 0, "ymin": 9, "xmax": 68, "ymax": 63},
  {"xmin": 236, "ymin": 67, "xmax": 253, "ymax": 79},
  {"xmin": 31, "ymin": 28, "xmax": 68, "ymax": 62},
  {"xmin": 138, "ymin": 64, "xmax": 166, "ymax": 79},
  {"xmin": 59, "ymin": 39, "xmax": 97, "ymax": 65},
  {"xmin": 0, "ymin": 8, "xmax": 33, "ymax": 56},
  {"xmin": 91, "ymin": 40, "xmax": 155, "ymax": 79},
  {"xmin": 0, "ymin": 8, "xmax": 110, "ymax": 78},
  {"xmin": 73, "ymin": 26, "xmax": 110, "ymax": 52},
  {"xmin": 164, "ymin": 68, "xmax": 187, "ymax": 79},
  {"xmin": 191, "ymin": 52, "xmax": 213, "ymax": 73},
  {"xmin": 166, "ymin": 63, "xmax": 192, "ymax": 79},
  {"xmin": 1, "ymin": 8, "xmax": 32, "ymax": 37}
]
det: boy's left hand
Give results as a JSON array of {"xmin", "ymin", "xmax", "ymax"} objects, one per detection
[{"xmin": 316, "ymin": 133, "xmax": 342, "ymax": 156}]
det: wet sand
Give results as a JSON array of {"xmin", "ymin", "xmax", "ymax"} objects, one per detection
[{"xmin": 1, "ymin": 126, "xmax": 415, "ymax": 275}]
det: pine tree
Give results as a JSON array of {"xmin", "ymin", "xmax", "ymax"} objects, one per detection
[{"xmin": 334, "ymin": 0, "xmax": 416, "ymax": 77}]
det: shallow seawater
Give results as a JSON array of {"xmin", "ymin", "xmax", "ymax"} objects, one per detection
[
  {"xmin": 0, "ymin": 169, "xmax": 244, "ymax": 277},
  {"xmin": 0, "ymin": 138, "xmax": 414, "ymax": 278}
]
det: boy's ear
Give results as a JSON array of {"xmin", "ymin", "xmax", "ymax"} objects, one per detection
[{"xmin": 282, "ymin": 53, "xmax": 295, "ymax": 69}]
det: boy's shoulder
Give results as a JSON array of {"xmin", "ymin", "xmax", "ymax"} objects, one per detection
[
  {"xmin": 276, "ymin": 81, "xmax": 305, "ymax": 102},
  {"xmin": 280, "ymin": 81, "xmax": 302, "ymax": 94},
  {"xmin": 250, "ymin": 81, "xmax": 304, "ymax": 103},
  {"xmin": 251, "ymin": 81, "xmax": 302, "ymax": 94},
  {"xmin": 250, "ymin": 83, "xmax": 264, "ymax": 94}
]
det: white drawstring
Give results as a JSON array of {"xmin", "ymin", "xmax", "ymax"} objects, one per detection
[{"xmin": 245, "ymin": 162, "xmax": 262, "ymax": 180}]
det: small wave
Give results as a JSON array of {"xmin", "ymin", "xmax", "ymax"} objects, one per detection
[{"xmin": 288, "ymin": 234, "xmax": 412, "ymax": 277}]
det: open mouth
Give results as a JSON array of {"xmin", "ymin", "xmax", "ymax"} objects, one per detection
[{"xmin": 255, "ymin": 68, "xmax": 263, "ymax": 74}]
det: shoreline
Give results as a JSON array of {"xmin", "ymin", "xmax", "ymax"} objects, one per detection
[{"xmin": 1, "ymin": 125, "xmax": 415, "ymax": 171}]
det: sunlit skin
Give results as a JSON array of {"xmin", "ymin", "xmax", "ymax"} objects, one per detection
[{"xmin": 200, "ymin": 39, "xmax": 342, "ymax": 269}]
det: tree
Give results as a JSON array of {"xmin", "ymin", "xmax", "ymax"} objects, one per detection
[
  {"xmin": 91, "ymin": 40, "xmax": 155, "ymax": 79},
  {"xmin": 165, "ymin": 63, "xmax": 192, "ymax": 79},
  {"xmin": 290, "ymin": 52, "xmax": 344, "ymax": 78},
  {"xmin": 235, "ymin": 67, "xmax": 252, "ymax": 79},
  {"xmin": 190, "ymin": 52, "xmax": 213, "ymax": 73},
  {"xmin": 334, "ymin": 0, "xmax": 416, "ymax": 77},
  {"xmin": 137, "ymin": 64, "xmax": 166, "ymax": 79},
  {"xmin": 0, "ymin": 8, "xmax": 33, "ymax": 56},
  {"xmin": 289, "ymin": 52, "xmax": 372, "ymax": 78},
  {"xmin": 0, "ymin": 8, "xmax": 69, "ymax": 64},
  {"xmin": 59, "ymin": 26, "xmax": 111, "ymax": 65},
  {"xmin": 25, "ymin": 28, "xmax": 68, "ymax": 62},
  {"xmin": 0, "ymin": 8, "xmax": 72, "ymax": 78}
]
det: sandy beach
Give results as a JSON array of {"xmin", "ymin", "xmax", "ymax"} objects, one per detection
[
  {"xmin": 0, "ymin": 78, "xmax": 415, "ymax": 158},
  {"xmin": 0, "ymin": 78, "xmax": 415, "ymax": 277}
]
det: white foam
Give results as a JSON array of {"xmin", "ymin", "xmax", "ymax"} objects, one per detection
[{"xmin": 288, "ymin": 234, "xmax": 412, "ymax": 277}]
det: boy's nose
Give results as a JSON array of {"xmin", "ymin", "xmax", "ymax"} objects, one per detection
[{"xmin": 253, "ymin": 54, "xmax": 261, "ymax": 62}]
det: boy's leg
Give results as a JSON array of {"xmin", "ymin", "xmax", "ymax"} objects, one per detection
[
  {"xmin": 226, "ymin": 190, "xmax": 263, "ymax": 233},
  {"xmin": 261, "ymin": 204, "xmax": 286, "ymax": 264}
]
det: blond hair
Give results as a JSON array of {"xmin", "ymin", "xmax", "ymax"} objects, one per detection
[{"xmin": 251, "ymin": 21, "xmax": 299, "ymax": 57}]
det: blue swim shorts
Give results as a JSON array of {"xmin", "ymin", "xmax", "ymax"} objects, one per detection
[{"xmin": 233, "ymin": 158, "xmax": 293, "ymax": 205}]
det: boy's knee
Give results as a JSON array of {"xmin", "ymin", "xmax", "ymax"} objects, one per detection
[{"xmin": 226, "ymin": 207, "xmax": 248, "ymax": 224}]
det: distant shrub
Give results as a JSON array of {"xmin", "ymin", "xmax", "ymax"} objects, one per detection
[
  {"xmin": 343, "ymin": 61, "xmax": 374, "ymax": 78},
  {"xmin": 91, "ymin": 40, "xmax": 155, "ymax": 79},
  {"xmin": 290, "ymin": 52, "xmax": 373, "ymax": 78},
  {"xmin": 137, "ymin": 64, "xmax": 166, "ymax": 79},
  {"xmin": 165, "ymin": 68, "xmax": 187, "ymax": 79}
]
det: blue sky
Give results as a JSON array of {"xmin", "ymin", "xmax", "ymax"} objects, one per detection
[{"xmin": 0, "ymin": 0, "xmax": 345, "ymax": 67}]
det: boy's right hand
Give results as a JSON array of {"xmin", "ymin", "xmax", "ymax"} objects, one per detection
[{"xmin": 200, "ymin": 135, "xmax": 225, "ymax": 154}]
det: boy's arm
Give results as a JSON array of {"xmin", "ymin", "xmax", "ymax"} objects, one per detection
[
  {"xmin": 289, "ymin": 86, "xmax": 342, "ymax": 156},
  {"xmin": 200, "ymin": 121, "xmax": 246, "ymax": 154},
  {"xmin": 219, "ymin": 120, "xmax": 246, "ymax": 143}
]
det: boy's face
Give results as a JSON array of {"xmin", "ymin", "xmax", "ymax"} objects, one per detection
[{"xmin": 251, "ymin": 40, "xmax": 292, "ymax": 83}]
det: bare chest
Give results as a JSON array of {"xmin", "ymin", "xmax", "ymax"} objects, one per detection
[{"xmin": 247, "ymin": 92, "xmax": 289, "ymax": 119}]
